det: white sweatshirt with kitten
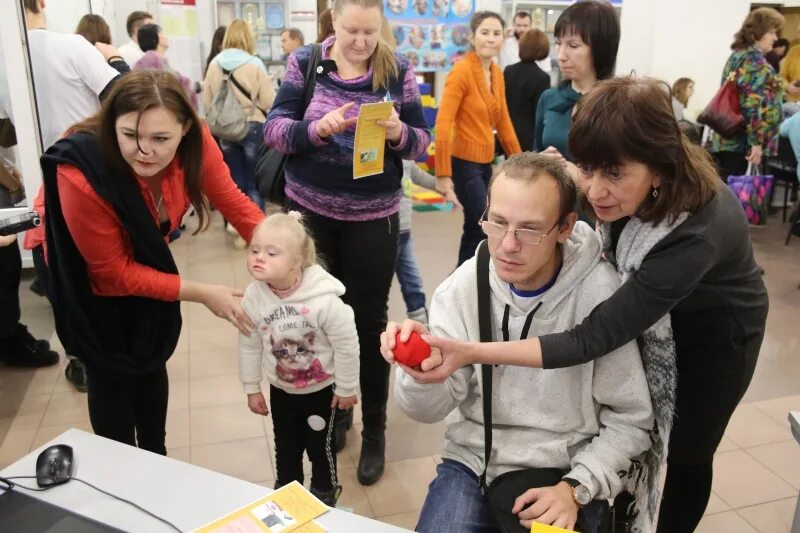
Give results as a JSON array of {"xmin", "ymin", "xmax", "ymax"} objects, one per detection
[{"xmin": 238, "ymin": 265, "xmax": 360, "ymax": 397}]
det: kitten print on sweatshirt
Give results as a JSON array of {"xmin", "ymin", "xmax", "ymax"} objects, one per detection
[{"xmin": 261, "ymin": 304, "xmax": 331, "ymax": 388}]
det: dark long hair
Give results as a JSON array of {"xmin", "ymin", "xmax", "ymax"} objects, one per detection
[
  {"xmin": 205, "ymin": 25, "xmax": 227, "ymax": 76},
  {"xmin": 69, "ymin": 70, "xmax": 210, "ymax": 233}
]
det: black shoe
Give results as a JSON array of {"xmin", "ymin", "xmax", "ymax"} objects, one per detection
[
  {"xmin": 0, "ymin": 324, "xmax": 59, "ymax": 368},
  {"xmin": 357, "ymin": 412, "xmax": 386, "ymax": 486},
  {"xmin": 29, "ymin": 278, "xmax": 45, "ymax": 297},
  {"xmin": 310, "ymin": 485, "xmax": 342, "ymax": 507},
  {"xmin": 357, "ymin": 431, "xmax": 386, "ymax": 486},
  {"xmin": 65, "ymin": 359, "xmax": 88, "ymax": 393},
  {"xmin": 333, "ymin": 408, "xmax": 353, "ymax": 454}
]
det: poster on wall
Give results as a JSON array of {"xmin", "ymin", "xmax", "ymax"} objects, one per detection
[
  {"xmin": 385, "ymin": 0, "xmax": 475, "ymax": 72},
  {"xmin": 160, "ymin": 0, "xmax": 202, "ymax": 107}
]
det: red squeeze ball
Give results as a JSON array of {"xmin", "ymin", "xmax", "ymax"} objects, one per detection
[{"xmin": 394, "ymin": 331, "xmax": 432, "ymax": 368}]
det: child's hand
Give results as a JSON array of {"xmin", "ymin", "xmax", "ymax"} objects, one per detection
[
  {"xmin": 247, "ymin": 392, "xmax": 269, "ymax": 416},
  {"xmin": 331, "ymin": 394, "xmax": 358, "ymax": 410}
]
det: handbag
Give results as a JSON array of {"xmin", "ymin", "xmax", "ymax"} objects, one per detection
[
  {"xmin": 206, "ymin": 66, "xmax": 250, "ymax": 142},
  {"xmin": 0, "ymin": 118, "xmax": 16, "ymax": 148},
  {"xmin": 727, "ymin": 162, "xmax": 775, "ymax": 225},
  {"xmin": 697, "ymin": 70, "xmax": 745, "ymax": 139},
  {"xmin": 474, "ymin": 241, "xmax": 609, "ymax": 533},
  {"xmin": 256, "ymin": 44, "xmax": 321, "ymax": 205},
  {"xmin": 206, "ymin": 66, "xmax": 268, "ymax": 142}
]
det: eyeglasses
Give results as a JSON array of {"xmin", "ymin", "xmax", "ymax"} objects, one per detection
[{"xmin": 479, "ymin": 210, "xmax": 560, "ymax": 245}]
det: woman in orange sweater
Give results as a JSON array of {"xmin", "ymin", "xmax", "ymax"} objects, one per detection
[{"xmin": 435, "ymin": 11, "xmax": 521, "ymax": 266}]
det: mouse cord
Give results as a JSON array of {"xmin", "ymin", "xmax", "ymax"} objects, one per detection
[{"xmin": 0, "ymin": 476, "xmax": 182, "ymax": 532}]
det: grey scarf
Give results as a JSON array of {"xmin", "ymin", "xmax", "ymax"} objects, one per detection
[{"xmin": 598, "ymin": 213, "xmax": 687, "ymax": 533}]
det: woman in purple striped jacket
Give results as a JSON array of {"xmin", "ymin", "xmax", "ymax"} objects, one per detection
[{"xmin": 263, "ymin": 0, "xmax": 430, "ymax": 487}]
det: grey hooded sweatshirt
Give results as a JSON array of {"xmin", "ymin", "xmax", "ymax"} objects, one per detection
[{"xmin": 395, "ymin": 222, "xmax": 654, "ymax": 500}]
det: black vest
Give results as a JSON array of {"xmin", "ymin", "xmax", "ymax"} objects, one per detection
[{"xmin": 41, "ymin": 132, "xmax": 181, "ymax": 375}]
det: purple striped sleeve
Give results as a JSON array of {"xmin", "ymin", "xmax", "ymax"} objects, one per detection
[
  {"xmin": 391, "ymin": 65, "xmax": 431, "ymax": 160},
  {"xmin": 264, "ymin": 52, "xmax": 316, "ymax": 154}
]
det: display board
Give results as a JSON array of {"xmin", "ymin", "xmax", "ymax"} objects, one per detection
[{"xmin": 385, "ymin": 0, "xmax": 476, "ymax": 72}]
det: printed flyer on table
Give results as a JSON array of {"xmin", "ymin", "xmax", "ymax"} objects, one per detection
[{"xmin": 193, "ymin": 481, "xmax": 329, "ymax": 533}]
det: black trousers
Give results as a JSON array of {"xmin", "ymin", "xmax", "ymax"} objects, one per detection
[
  {"xmin": 655, "ymin": 317, "xmax": 763, "ymax": 532},
  {"xmin": 0, "ymin": 239, "xmax": 21, "ymax": 338},
  {"xmin": 31, "ymin": 245, "xmax": 77, "ymax": 361},
  {"xmin": 288, "ymin": 202, "xmax": 398, "ymax": 425},
  {"xmin": 84, "ymin": 365, "xmax": 169, "ymax": 455},
  {"xmin": 31, "ymin": 246, "xmax": 49, "ymax": 298},
  {"xmin": 451, "ymin": 157, "xmax": 491, "ymax": 267},
  {"xmin": 713, "ymin": 150, "xmax": 748, "ymax": 182},
  {"xmin": 271, "ymin": 385, "xmax": 336, "ymax": 491}
]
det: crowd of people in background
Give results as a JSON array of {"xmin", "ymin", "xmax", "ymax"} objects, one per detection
[{"xmin": 1, "ymin": 1, "xmax": 794, "ymax": 532}]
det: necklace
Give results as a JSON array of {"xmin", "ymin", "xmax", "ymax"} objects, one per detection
[{"xmin": 152, "ymin": 192, "xmax": 164, "ymax": 213}]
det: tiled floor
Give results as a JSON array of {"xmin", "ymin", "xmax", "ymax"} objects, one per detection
[{"xmin": 2, "ymin": 207, "xmax": 800, "ymax": 532}]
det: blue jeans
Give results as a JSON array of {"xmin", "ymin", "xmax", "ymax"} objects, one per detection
[
  {"xmin": 417, "ymin": 460, "xmax": 608, "ymax": 533},
  {"xmin": 395, "ymin": 230, "xmax": 426, "ymax": 313},
  {"xmin": 220, "ymin": 121, "xmax": 265, "ymax": 210},
  {"xmin": 452, "ymin": 157, "xmax": 492, "ymax": 266}
]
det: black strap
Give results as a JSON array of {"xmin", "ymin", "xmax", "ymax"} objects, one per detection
[
  {"xmin": 222, "ymin": 45, "xmax": 321, "ymax": 118},
  {"xmin": 222, "ymin": 67, "xmax": 266, "ymax": 116},
  {"xmin": 500, "ymin": 303, "xmax": 539, "ymax": 345},
  {"xmin": 302, "ymin": 44, "xmax": 322, "ymax": 113},
  {"xmin": 477, "ymin": 240, "xmax": 493, "ymax": 492},
  {"xmin": 478, "ymin": 240, "xmax": 542, "ymax": 492}
]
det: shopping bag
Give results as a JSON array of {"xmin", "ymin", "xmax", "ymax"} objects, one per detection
[
  {"xmin": 697, "ymin": 73, "xmax": 745, "ymax": 139},
  {"xmin": 727, "ymin": 163, "xmax": 775, "ymax": 225}
]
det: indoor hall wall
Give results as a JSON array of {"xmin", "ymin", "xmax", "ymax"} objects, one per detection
[
  {"xmin": 616, "ymin": 0, "xmax": 756, "ymax": 121},
  {"xmin": 433, "ymin": 0, "xmax": 762, "ymax": 127},
  {"xmin": 43, "ymin": 0, "xmax": 93, "ymax": 35}
]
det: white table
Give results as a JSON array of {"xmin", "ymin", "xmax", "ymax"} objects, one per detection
[
  {"xmin": 0, "ymin": 429, "xmax": 411, "ymax": 533},
  {"xmin": 791, "ymin": 412, "xmax": 800, "ymax": 533}
]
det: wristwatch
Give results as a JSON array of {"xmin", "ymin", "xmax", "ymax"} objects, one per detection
[{"xmin": 563, "ymin": 477, "xmax": 592, "ymax": 506}]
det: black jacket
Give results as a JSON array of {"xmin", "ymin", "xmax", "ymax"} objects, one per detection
[
  {"xmin": 503, "ymin": 61, "xmax": 551, "ymax": 152},
  {"xmin": 41, "ymin": 132, "xmax": 182, "ymax": 375},
  {"xmin": 540, "ymin": 186, "xmax": 769, "ymax": 383}
]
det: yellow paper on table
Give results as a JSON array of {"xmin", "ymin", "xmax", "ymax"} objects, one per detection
[
  {"xmin": 292, "ymin": 522, "xmax": 326, "ymax": 533},
  {"xmin": 193, "ymin": 481, "xmax": 329, "ymax": 533},
  {"xmin": 353, "ymin": 101, "xmax": 393, "ymax": 179},
  {"xmin": 530, "ymin": 524, "xmax": 572, "ymax": 532}
]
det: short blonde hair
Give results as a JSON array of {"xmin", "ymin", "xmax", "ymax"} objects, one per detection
[
  {"xmin": 223, "ymin": 19, "xmax": 256, "ymax": 55},
  {"xmin": 253, "ymin": 213, "xmax": 318, "ymax": 269}
]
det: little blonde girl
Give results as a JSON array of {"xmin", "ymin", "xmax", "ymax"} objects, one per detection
[{"xmin": 238, "ymin": 212, "xmax": 359, "ymax": 506}]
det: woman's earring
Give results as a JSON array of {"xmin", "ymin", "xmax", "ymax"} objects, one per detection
[{"xmin": 652, "ymin": 187, "xmax": 659, "ymax": 199}]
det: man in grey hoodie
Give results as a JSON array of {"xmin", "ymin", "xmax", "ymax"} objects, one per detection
[{"xmin": 390, "ymin": 153, "xmax": 654, "ymax": 532}]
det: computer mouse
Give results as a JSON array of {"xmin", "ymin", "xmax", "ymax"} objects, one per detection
[{"xmin": 36, "ymin": 444, "xmax": 73, "ymax": 488}]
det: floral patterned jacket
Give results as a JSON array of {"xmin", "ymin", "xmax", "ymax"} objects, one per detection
[{"xmin": 713, "ymin": 47, "xmax": 783, "ymax": 156}]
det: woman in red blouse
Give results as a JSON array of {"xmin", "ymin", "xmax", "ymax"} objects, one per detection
[{"xmin": 40, "ymin": 70, "xmax": 264, "ymax": 454}]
